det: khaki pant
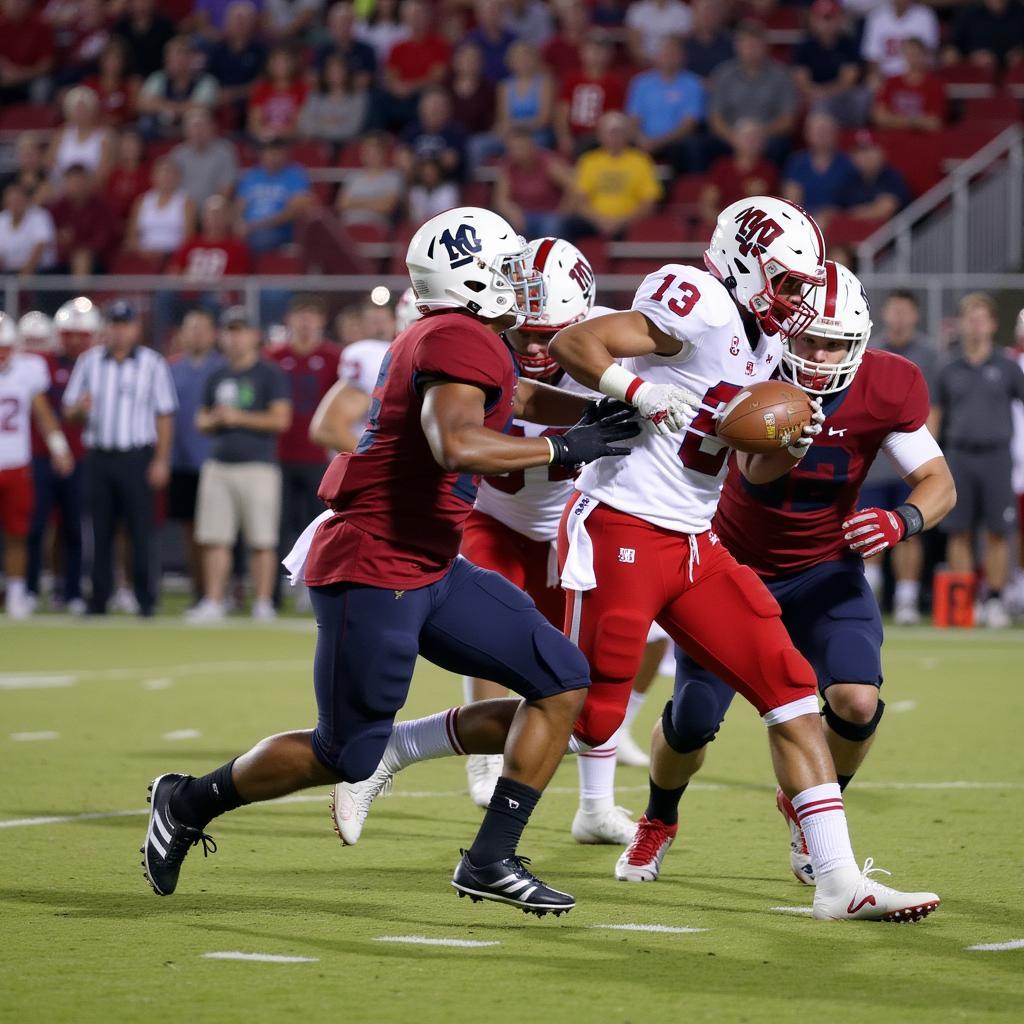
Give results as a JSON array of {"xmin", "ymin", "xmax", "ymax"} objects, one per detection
[{"xmin": 195, "ymin": 461, "xmax": 282, "ymax": 549}]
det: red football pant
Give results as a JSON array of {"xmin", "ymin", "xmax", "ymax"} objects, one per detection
[
  {"xmin": 559, "ymin": 499, "xmax": 817, "ymax": 747},
  {"xmin": 0, "ymin": 465, "xmax": 34, "ymax": 537},
  {"xmin": 460, "ymin": 509, "xmax": 565, "ymax": 628}
]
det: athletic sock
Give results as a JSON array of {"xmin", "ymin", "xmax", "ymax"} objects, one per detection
[
  {"xmin": 894, "ymin": 579, "xmax": 919, "ymax": 606},
  {"xmin": 791, "ymin": 783, "xmax": 856, "ymax": 878},
  {"xmin": 577, "ymin": 738, "xmax": 618, "ymax": 812},
  {"xmin": 863, "ymin": 561, "xmax": 883, "ymax": 600},
  {"xmin": 380, "ymin": 708, "xmax": 464, "ymax": 774},
  {"xmin": 837, "ymin": 773, "xmax": 854, "ymax": 792},
  {"xmin": 468, "ymin": 777, "xmax": 541, "ymax": 865},
  {"xmin": 644, "ymin": 778, "xmax": 687, "ymax": 826},
  {"xmin": 170, "ymin": 759, "xmax": 246, "ymax": 829},
  {"xmin": 462, "ymin": 676, "xmax": 475, "ymax": 704},
  {"xmin": 623, "ymin": 688, "xmax": 647, "ymax": 731}
]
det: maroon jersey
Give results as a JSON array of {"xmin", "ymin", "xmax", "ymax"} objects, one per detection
[
  {"xmin": 30, "ymin": 353, "xmax": 85, "ymax": 460},
  {"xmin": 266, "ymin": 341, "xmax": 342, "ymax": 465},
  {"xmin": 304, "ymin": 313, "xmax": 517, "ymax": 590},
  {"xmin": 715, "ymin": 350, "xmax": 929, "ymax": 578}
]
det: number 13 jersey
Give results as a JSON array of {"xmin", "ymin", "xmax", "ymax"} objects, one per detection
[{"xmin": 576, "ymin": 264, "xmax": 783, "ymax": 534}]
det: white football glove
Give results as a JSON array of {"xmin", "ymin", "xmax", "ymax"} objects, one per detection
[
  {"xmin": 786, "ymin": 397, "xmax": 824, "ymax": 458},
  {"xmin": 632, "ymin": 381, "xmax": 700, "ymax": 436}
]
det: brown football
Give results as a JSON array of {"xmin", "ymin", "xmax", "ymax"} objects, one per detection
[{"xmin": 715, "ymin": 380, "xmax": 813, "ymax": 455}]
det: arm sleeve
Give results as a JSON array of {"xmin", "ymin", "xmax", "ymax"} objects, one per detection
[
  {"xmin": 412, "ymin": 321, "xmax": 509, "ymax": 392},
  {"xmin": 61, "ymin": 353, "xmax": 88, "ymax": 408},
  {"xmin": 895, "ymin": 361, "xmax": 931, "ymax": 432},
  {"xmin": 881, "ymin": 424, "xmax": 944, "ymax": 478},
  {"xmin": 153, "ymin": 356, "xmax": 178, "ymax": 415}
]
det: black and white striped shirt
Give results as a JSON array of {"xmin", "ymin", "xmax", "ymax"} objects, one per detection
[{"xmin": 63, "ymin": 345, "xmax": 178, "ymax": 451}]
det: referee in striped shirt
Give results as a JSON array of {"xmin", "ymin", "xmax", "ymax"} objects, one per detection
[{"xmin": 63, "ymin": 301, "xmax": 177, "ymax": 616}]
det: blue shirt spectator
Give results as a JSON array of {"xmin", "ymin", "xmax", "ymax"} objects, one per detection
[
  {"xmin": 314, "ymin": 0, "xmax": 376, "ymax": 84},
  {"xmin": 782, "ymin": 111, "xmax": 855, "ymax": 214},
  {"xmin": 195, "ymin": 0, "xmax": 263, "ymax": 33},
  {"xmin": 839, "ymin": 131, "xmax": 910, "ymax": 219},
  {"xmin": 235, "ymin": 141, "xmax": 311, "ymax": 252},
  {"xmin": 170, "ymin": 312, "xmax": 226, "ymax": 472},
  {"xmin": 463, "ymin": 0, "xmax": 518, "ymax": 83},
  {"xmin": 684, "ymin": 0, "xmax": 734, "ymax": 79},
  {"xmin": 626, "ymin": 60, "xmax": 705, "ymax": 140}
]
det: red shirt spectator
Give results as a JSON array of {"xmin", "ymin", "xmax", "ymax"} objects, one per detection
[
  {"xmin": 541, "ymin": 2, "xmax": 590, "ymax": 74},
  {"xmin": 103, "ymin": 129, "xmax": 148, "ymax": 223},
  {"xmin": 873, "ymin": 39, "xmax": 947, "ymax": 132},
  {"xmin": 267, "ymin": 340, "xmax": 343, "ymax": 465},
  {"xmin": 48, "ymin": 164, "xmax": 116, "ymax": 273},
  {"xmin": 387, "ymin": 33, "xmax": 451, "ymax": 86},
  {"xmin": 83, "ymin": 39, "xmax": 139, "ymax": 127},
  {"xmin": 249, "ymin": 46, "xmax": 309, "ymax": 143},
  {"xmin": 168, "ymin": 195, "xmax": 250, "ymax": 303},
  {"xmin": 557, "ymin": 39, "xmax": 626, "ymax": 145},
  {"xmin": 0, "ymin": 0, "xmax": 55, "ymax": 99}
]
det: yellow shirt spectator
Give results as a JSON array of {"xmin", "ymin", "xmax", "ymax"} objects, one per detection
[{"xmin": 574, "ymin": 147, "xmax": 663, "ymax": 221}]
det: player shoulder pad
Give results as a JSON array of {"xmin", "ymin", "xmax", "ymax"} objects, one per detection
[
  {"xmin": 585, "ymin": 304, "xmax": 621, "ymax": 321},
  {"xmin": 862, "ymin": 349, "xmax": 929, "ymax": 424},
  {"xmin": 631, "ymin": 264, "xmax": 734, "ymax": 344}
]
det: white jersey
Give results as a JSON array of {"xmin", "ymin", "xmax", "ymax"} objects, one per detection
[
  {"xmin": 338, "ymin": 338, "xmax": 390, "ymax": 435},
  {"xmin": 1012, "ymin": 349, "xmax": 1024, "ymax": 495},
  {"xmin": 576, "ymin": 265, "xmax": 784, "ymax": 534},
  {"xmin": 0, "ymin": 352, "xmax": 50, "ymax": 470}
]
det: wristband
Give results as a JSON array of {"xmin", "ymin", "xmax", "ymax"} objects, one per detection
[
  {"xmin": 46, "ymin": 431, "xmax": 71, "ymax": 459},
  {"xmin": 894, "ymin": 502, "xmax": 924, "ymax": 538},
  {"xmin": 598, "ymin": 363, "xmax": 644, "ymax": 404},
  {"xmin": 544, "ymin": 436, "xmax": 556, "ymax": 465}
]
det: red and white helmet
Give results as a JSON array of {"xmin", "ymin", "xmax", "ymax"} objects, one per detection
[
  {"xmin": 704, "ymin": 196, "xmax": 826, "ymax": 338},
  {"xmin": 406, "ymin": 207, "xmax": 545, "ymax": 327},
  {"xmin": 517, "ymin": 237, "xmax": 596, "ymax": 378},
  {"xmin": 19, "ymin": 311, "xmax": 56, "ymax": 351},
  {"xmin": 394, "ymin": 286, "xmax": 422, "ymax": 333},
  {"xmin": 780, "ymin": 261, "xmax": 872, "ymax": 396},
  {"xmin": 54, "ymin": 296, "xmax": 103, "ymax": 357},
  {"xmin": 0, "ymin": 311, "xmax": 19, "ymax": 362}
]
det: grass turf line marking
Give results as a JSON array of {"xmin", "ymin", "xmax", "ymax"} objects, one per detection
[
  {"xmin": 202, "ymin": 952, "xmax": 319, "ymax": 963},
  {"xmin": 590, "ymin": 924, "xmax": 708, "ymax": 934},
  {"xmin": 966, "ymin": 939, "xmax": 1024, "ymax": 952},
  {"xmin": 0, "ymin": 675, "xmax": 76, "ymax": 690},
  {"xmin": 374, "ymin": 936, "xmax": 500, "ymax": 948},
  {"xmin": 143, "ymin": 678, "xmax": 173, "ymax": 690},
  {"xmin": 888, "ymin": 700, "xmax": 917, "ymax": 713},
  {"xmin": 9, "ymin": 731, "xmax": 59, "ymax": 741},
  {"xmin": 770, "ymin": 907, "xmax": 813, "ymax": 915},
  {"xmin": 162, "ymin": 729, "xmax": 201, "ymax": 741}
]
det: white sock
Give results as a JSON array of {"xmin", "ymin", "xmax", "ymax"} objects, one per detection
[
  {"xmin": 894, "ymin": 579, "xmax": 919, "ymax": 605},
  {"xmin": 577, "ymin": 738, "xmax": 617, "ymax": 812},
  {"xmin": 462, "ymin": 676, "xmax": 475, "ymax": 704},
  {"xmin": 791, "ymin": 783, "xmax": 857, "ymax": 878},
  {"xmin": 623, "ymin": 688, "xmax": 647, "ymax": 731},
  {"xmin": 863, "ymin": 561, "xmax": 883, "ymax": 600},
  {"xmin": 7, "ymin": 577, "xmax": 26, "ymax": 604},
  {"xmin": 381, "ymin": 708, "xmax": 464, "ymax": 774}
]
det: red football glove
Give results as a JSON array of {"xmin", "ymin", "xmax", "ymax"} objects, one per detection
[{"xmin": 842, "ymin": 507, "xmax": 907, "ymax": 558}]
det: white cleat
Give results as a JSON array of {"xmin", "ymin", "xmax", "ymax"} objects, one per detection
[
  {"xmin": 571, "ymin": 804, "xmax": 636, "ymax": 845},
  {"xmin": 250, "ymin": 599, "xmax": 277, "ymax": 622},
  {"xmin": 614, "ymin": 730, "xmax": 650, "ymax": 768},
  {"xmin": 330, "ymin": 764, "xmax": 393, "ymax": 846},
  {"xmin": 776, "ymin": 787, "xmax": 815, "ymax": 886},
  {"xmin": 812, "ymin": 858, "xmax": 940, "ymax": 922},
  {"xmin": 615, "ymin": 815, "xmax": 678, "ymax": 881},
  {"xmin": 466, "ymin": 753, "xmax": 503, "ymax": 808},
  {"xmin": 112, "ymin": 587, "xmax": 140, "ymax": 615},
  {"xmin": 982, "ymin": 597, "xmax": 1011, "ymax": 629},
  {"xmin": 183, "ymin": 598, "xmax": 226, "ymax": 623},
  {"xmin": 892, "ymin": 600, "xmax": 920, "ymax": 626}
]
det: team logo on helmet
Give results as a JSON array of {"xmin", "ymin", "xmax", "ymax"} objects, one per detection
[
  {"xmin": 734, "ymin": 207, "xmax": 784, "ymax": 258},
  {"xmin": 567, "ymin": 258, "xmax": 595, "ymax": 301},
  {"xmin": 437, "ymin": 224, "xmax": 483, "ymax": 269}
]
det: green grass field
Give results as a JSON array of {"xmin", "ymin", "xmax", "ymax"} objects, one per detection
[{"xmin": 1, "ymin": 617, "xmax": 1023, "ymax": 1024}]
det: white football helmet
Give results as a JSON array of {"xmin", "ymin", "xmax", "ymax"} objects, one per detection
[
  {"xmin": 54, "ymin": 296, "xmax": 103, "ymax": 357},
  {"xmin": 405, "ymin": 207, "xmax": 544, "ymax": 327},
  {"xmin": 704, "ymin": 196, "xmax": 827, "ymax": 338},
  {"xmin": 19, "ymin": 311, "xmax": 56, "ymax": 351},
  {"xmin": 0, "ymin": 311, "xmax": 19, "ymax": 353},
  {"xmin": 394, "ymin": 286, "xmax": 422, "ymax": 333},
  {"xmin": 780, "ymin": 261, "xmax": 872, "ymax": 396}
]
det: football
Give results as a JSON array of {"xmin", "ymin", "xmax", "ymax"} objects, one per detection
[{"xmin": 715, "ymin": 380, "xmax": 814, "ymax": 454}]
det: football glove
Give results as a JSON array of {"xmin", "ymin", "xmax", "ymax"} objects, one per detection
[
  {"xmin": 548, "ymin": 401, "xmax": 641, "ymax": 467},
  {"xmin": 786, "ymin": 397, "xmax": 825, "ymax": 458},
  {"xmin": 842, "ymin": 508, "xmax": 907, "ymax": 558},
  {"xmin": 631, "ymin": 381, "xmax": 700, "ymax": 436}
]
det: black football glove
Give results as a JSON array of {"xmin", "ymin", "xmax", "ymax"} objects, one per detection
[{"xmin": 548, "ymin": 401, "xmax": 641, "ymax": 468}]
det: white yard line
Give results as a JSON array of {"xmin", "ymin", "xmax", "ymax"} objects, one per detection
[
  {"xmin": 0, "ymin": 660, "xmax": 307, "ymax": 690},
  {"xmin": 0, "ymin": 675, "xmax": 77, "ymax": 690},
  {"xmin": 965, "ymin": 939, "xmax": 1024, "ymax": 952},
  {"xmin": 887, "ymin": 700, "xmax": 917, "ymax": 713},
  {"xmin": 590, "ymin": 924, "xmax": 707, "ymax": 934},
  {"xmin": 9, "ymin": 731, "xmax": 59, "ymax": 741},
  {"xmin": 162, "ymin": 729, "xmax": 201, "ymax": 741},
  {"xmin": 373, "ymin": 936, "xmax": 500, "ymax": 948},
  {"xmin": 142, "ymin": 678, "xmax": 173, "ymax": 690},
  {"xmin": 202, "ymin": 951, "xmax": 319, "ymax": 963},
  {"xmin": 770, "ymin": 907, "xmax": 813, "ymax": 915}
]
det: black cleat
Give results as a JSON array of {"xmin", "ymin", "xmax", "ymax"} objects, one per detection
[
  {"xmin": 141, "ymin": 773, "xmax": 217, "ymax": 896},
  {"xmin": 451, "ymin": 850, "xmax": 575, "ymax": 917}
]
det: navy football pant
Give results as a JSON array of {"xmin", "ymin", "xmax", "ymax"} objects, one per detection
[
  {"xmin": 309, "ymin": 556, "xmax": 590, "ymax": 782},
  {"xmin": 669, "ymin": 558, "xmax": 883, "ymax": 751}
]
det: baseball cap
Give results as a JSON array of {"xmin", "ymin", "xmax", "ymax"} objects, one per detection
[
  {"xmin": 106, "ymin": 300, "xmax": 137, "ymax": 322},
  {"xmin": 220, "ymin": 306, "xmax": 253, "ymax": 329},
  {"xmin": 811, "ymin": 0, "xmax": 842, "ymax": 17}
]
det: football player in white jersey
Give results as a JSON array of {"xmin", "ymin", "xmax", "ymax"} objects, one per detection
[
  {"xmin": 309, "ymin": 287, "xmax": 422, "ymax": 454},
  {"xmin": 0, "ymin": 313, "xmax": 74, "ymax": 618}
]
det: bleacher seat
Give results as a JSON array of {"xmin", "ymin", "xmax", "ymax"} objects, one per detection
[
  {"xmin": 462, "ymin": 181, "xmax": 493, "ymax": 207},
  {"xmin": 254, "ymin": 251, "xmax": 303, "ymax": 274},
  {"xmin": 669, "ymin": 175, "xmax": 706, "ymax": 221},
  {"xmin": 109, "ymin": 252, "xmax": 166, "ymax": 275},
  {"xmin": 575, "ymin": 237, "xmax": 610, "ymax": 274},
  {"xmin": 938, "ymin": 61, "xmax": 998, "ymax": 100},
  {"xmin": 288, "ymin": 140, "xmax": 333, "ymax": 167},
  {"xmin": 625, "ymin": 215, "xmax": 692, "ymax": 243},
  {"xmin": 613, "ymin": 258, "xmax": 681, "ymax": 277},
  {"xmin": 0, "ymin": 104, "xmax": 59, "ymax": 131},
  {"xmin": 826, "ymin": 214, "xmax": 888, "ymax": 247}
]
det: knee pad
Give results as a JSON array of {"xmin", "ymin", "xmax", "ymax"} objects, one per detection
[
  {"xmin": 312, "ymin": 719, "xmax": 393, "ymax": 784},
  {"xmin": 822, "ymin": 696, "xmax": 885, "ymax": 743},
  {"xmin": 663, "ymin": 685, "xmax": 728, "ymax": 755},
  {"xmin": 588, "ymin": 611, "xmax": 650, "ymax": 686},
  {"xmin": 574, "ymin": 682, "xmax": 630, "ymax": 747}
]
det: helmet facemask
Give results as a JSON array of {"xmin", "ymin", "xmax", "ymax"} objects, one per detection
[
  {"xmin": 749, "ymin": 254, "xmax": 823, "ymax": 339},
  {"xmin": 496, "ymin": 246, "xmax": 546, "ymax": 325}
]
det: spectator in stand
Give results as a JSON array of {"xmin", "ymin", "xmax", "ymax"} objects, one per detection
[
  {"xmin": 699, "ymin": 118, "xmax": 778, "ymax": 223},
  {"xmin": 189, "ymin": 0, "xmax": 264, "ymax": 39},
  {"xmin": 137, "ymin": 36, "xmax": 219, "ymax": 139},
  {"xmin": 861, "ymin": 0, "xmax": 939, "ymax": 82},
  {"xmin": 565, "ymin": 110, "xmax": 662, "ymax": 241},
  {"xmin": 626, "ymin": 36, "xmax": 705, "ymax": 174},
  {"xmin": 355, "ymin": 0, "xmax": 407, "ymax": 67},
  {"xmin": 0, "ymin": 0, "xmax": 55, "ymax": 104},
  {"xmin": 793, "ymin": 0, "xmax": 866, "ymax": 127},
  {"xmin": 126, "ymin": 157, "xmax": 196, "ymax": 258},
  {"xmin": 103, "ymin": 129, "xmax": 149, "ymax": 226},
  {"xmin": 684, "ymin": 0, "xmax": 734, "ymax": 80},
  {"xmin": 397, "ymin": 88, "xmax": 467, "ymax": 182},
  {"xmin": 334, "ymin": 304, "xmax": 365, "ymax": 346},
  {"xmin": 83, "ymin": 39, "xmax": 140, "ymax": 128},
  {"xmin": 49, "ymin": 164, "xmax": 116, "ymax": 275},
  {"xmin": 316, "ymin": 1, "xmax": 376, "ymax": 87},
  {"xmin": 838, "ymin": 129, "xmax": 909, "ymax": 219},
  {"xmin": 171, "ymin": 109, "xmax": 240, "ymax": 209},
  {"xmin": 248, "ymin": 45, "xmax": 308, "ymax": 144},
  {"xmin": 169, "ymin": 308, "xmax": 226, "ymax": 605},
  {"xmin": 299, "ymin": 53, "xmax": 369, "ymax": 147},
  {"xmin": 495, "ymin": 41, "xmax": 555, "ymax": 148},
  {"xmin": 188, "ymin": 308, "xmax": 291, "ymax": 622},
  {"xmin": 335, "ymin": 132, "xmax": 404, "ymax": 228},
  {"xmin": 494, "ymin": 127, "xmax": 572, "ymax": 238},
  {"xmin": 504, "ymin": 0, "xmax": 554, "ymax": 47},
  {"xmin": 873, "ymin": 37, "xmax": 947, "ymax": 132},
  {"xmin": 112, "ymin": 0, "xmax": 174, "ymax": 80},
  {"xmin": 555, "ymin": 38, "xmax": 626, "ymax": 157},
  {"xmin": 207, "ymin": 1, "xmax": 268, "ymax": 130},
  {"xmin": 626, "ymin": 0, "xmax": 694, "ymax": 65},
  {"xmin": 446, "ymin": 42, "xmax": 497, "ymax": 149},
  {"xmin": 381, "ymin": 0, "xmax": 451, "ymax": 129},
  {"xmin": 931, "ymin": 293, "xmax": 1024, "ymax": 628},
  {"xmin": 52, "ymin": 0, "xmax": 110, "ymax": 89},
  {"xmin": 1, "ymin": 135, "xmax": 52, "ymax": 208},
  {"xmin": 48, "ymin": 86, "xmax": 114, "ymax": 188},
  {"xmin": 266, "ymin": 294, "xmax": 340, "ymax": 607},
  {"xmin": 234, "ymin": 138, "xmax": 312, "ymax": 253},
  {"xmin": 708, "ymin": 20, "xmax": 798, "ymax": 166},
  {"xmin": 0, "ymin": 183, "xmax": 57, "ymax": 276},
  {"xmin": 263, "ymin": 0, "xmax": 324, "ymax": 42},
  {"xmin": 407, "ymin": 157, "xmax": 461, "ymax": 224},
  {"xmin": 782, "ymin": 111, "xmax": 855, "ymax": 217},
  {"xmin": 948, "ymin": 0, "xmax": 1024, "ymax": 69},
  {"xmin": 542, "ymin": 3, "xmax": 590, "ymax": 74},
  {"xmin": 464, "ymin": 0, "xmax": 518, "ymax": 83}
]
